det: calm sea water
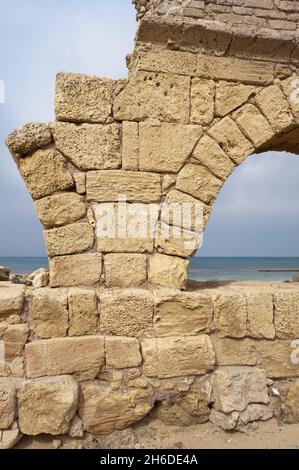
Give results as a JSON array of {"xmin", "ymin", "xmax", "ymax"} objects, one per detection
[{"xmin": 1, "ymin": 256, "xmax": 299, "ymax": 281}]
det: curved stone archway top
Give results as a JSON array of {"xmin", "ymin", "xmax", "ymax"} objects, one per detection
[{"xmin": 5, "ymin": 0, "xmax": 299, "ymax": 291}]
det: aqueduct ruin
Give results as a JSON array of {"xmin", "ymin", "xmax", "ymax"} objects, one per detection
[{"xmin": 1, "ymin": 0, "xmax": 299, "ymax": 448}]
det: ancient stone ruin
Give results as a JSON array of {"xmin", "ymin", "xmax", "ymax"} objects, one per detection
[{"xmin": 1, "ymin": 0, "xmax": 299, "ymax": 449}]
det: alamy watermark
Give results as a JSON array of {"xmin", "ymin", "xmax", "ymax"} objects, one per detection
[{"xmin": 0, "ymin": 80, "xmax": 5, "ymax": 104}]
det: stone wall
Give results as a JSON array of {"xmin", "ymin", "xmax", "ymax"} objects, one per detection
[{"xmin": 2, "ymin": 0, "xmax": 299, "ymax": 448}]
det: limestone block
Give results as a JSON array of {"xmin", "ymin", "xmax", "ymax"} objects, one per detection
[
  {"xmin": 55, "ymin": 72, "xmax": 114, "ymax": 123},
  {"xmin": 214, "ymin": 293, "xmax": 247, "ymax": 338},
  {"xmin": 154, "ymin": 289, "xmax": 213, "ymax": 336},
  {"xmin": 238, "ymin": 404, "xmax": 273, "ymax": 426},
  {"xmin": 139, "ymin": 121, "xmax": 203, "ymax": 173},
  {"xmin": 212, "ymin": 367, "xmax": 269, "ymax": 413},
  {"xmin": 233, "ymin": 104, "xmax": 275, "ymax": 148},
  {"xmin": 192, "ymin": 135, "xmax": 235, "ymax": 181},
  {"xmin": 176, "ymin": 164, "xmax": 222, "ymax": 205},
  {"xmin": 208, "ymin": 117, "xmax": 254, "ymax": 165},
  {"xmin": 0, "ymin": 379, "xmax": 16, "ymax": 429},
  {"xmin": 74, "ymin": 172, "xmax": 86, "ymax": 195},
  {"xmin": 49, "ymin": 253, "xmax": 102, "ymax": 287},
  {"xmin": 45, "ymin": 222, "xmax": 94, "ymax": 257},
  {"xmin": 190, "ymin": 78, "xmax": 215, "ymax": 125},
  {"xmin": 68, "ymin": 289, "xmax": 98, "ymax": 337},
  {"xmin": 247, "ymin": 292, "xmax": 275, "ymax": 339},
  {"xmin": 86, "ymin": 170, "xmax": 161, "ymax": 203},
  {"xmin": 142, "ymin": 335, "xmax": 215, "ymax": 379},
  {"xmin": 255, "ymin": 85, "xmax": 294, "ymax": 133},
  {"xmin": 282, "ymin": 380, "xmax": 299, "ymax": 423},
  {"xmin": 163, "ymin": 189, "xmax": 210, "ymax": 231},
  {"xmin": 154, "ymin": 222, "xmax": 201, "ymax": 258},
  {"xmin": 18, "ymin": 376, "xmax": 78, "ymax": 436},
  {"xmin": 113, "ymin": 71, "xmax": 190, "ymax": 123},
  {"xmin": 0, "ymin": 428, "xmax": 21, "ymax": 450},
  {"xmin": 18, "ymin": 148, "xmax": 74, "ymax": 200},
  {"xmin": 274, "ymin": 292, "xmax": 299, "ymax": 339},
  {"xmin": 30, "ymin": 288, "xmax": 69, "ymax": 339},
  {"xmin": 257, "ymin": 340, "xmax": 299, "ymax": 378},
  {"xmin": 35, "ymin": 192, "xmax": 86, "ymax": 229},
  {"xmin": 196, "ymin": 55, "xmax": 274, "ymax": 85},
  {"xmin": 212, "ymin": 337, "xmax": 258, "ymax": 366},
  {"xmin": 25, "ymin": 336, "xmax": 105, "ymax": 378},
  {"xmin": 138, "ymin": 49, "xmax": 197, "ymax": 76},
  {"xmin": 0, "ymin": 285, "xmax": 24, "ymax": 318},
  {"xmin": 148, "ymin": 253, "xmax": 189, "ymax": 290},
  {"xmin": 99, "ymin": 289, "xmax": 153, "ymax": 337},
  {"xmin": 3, "ymin": 325, "xmax": 28, "ymax": 361},
  {"xmin": 5, "ymin": 123, "xmax": 52, "ymax": 156},
  {"xmin": 104, "ymin": 254, "xmax": 147, "ymax": 288},
  {"xmin": 94, "ymin": 203, "xmax": 156, "ymax": 254},
  {"xmin": 79, "ymin": 384, "xmax": 152, "ymax": 434},
  {"xmin": 209, "ymin": 409, "xmax": 240, "ymax": 431},
  {"xmin": 281, "ymin": 76, "xmax": 299, "ymax": 123},
  {"xmin": 105, "ymin": 337, "xmax": 142, "ymax": 369},
  {"xmin": 215, "ymin": 82, "xmax": 256, "ymax": 117},
  {"xmin": 122, "ymin": 122, "xmax": 139, "ymax": 171},
  {"xmin": 52, "ymin": 122, "xmax": 121, "ymax": 170}
]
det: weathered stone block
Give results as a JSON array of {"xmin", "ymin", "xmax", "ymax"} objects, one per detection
[
  {"xmin": 176, "ymin": 164, "xmax": 222, "ymax": 205},
  {"xmin": 99, "ymin": 289, "xmax": 153, "ymax": 337},
  {"xmin": 68, "ymin": 288, "xmax": 98, "ymax": 337},
  {"xmin": 190, "ymin": 78, "xmax": 215, "ymax": 125},
  {"xmin": 49, "ymin": 253, "xmax": 102, "ymax": 287},
  {"xmin": 162, "ymin": 189, "xmax": 210, "ymax": 231},
  {"xmin": 233, "ymin": 104, "xmax": 275, "ymax": 148},
  {"xmin": 212, "ymin": 337, "xmax": 258, "ymax": 366},
  {"xmin": 215, "ymin": 82, "xmax": 255, "ymax": 117},
  {"xmin": 5, "ymin": 123, "xmax": 52, "ymax": 156},
  {"xmin": 274, "ymin": 292, "xmax": 299, "ymax": 339},
  {"xmin": 18, "ymin": 148, "xmax": 74, "ymax": 200},
  {"xmin": 105, "ymin": 337, "xmax": 142, "ymax": 369},
  {"xmin": 139, "ymin": 121, "xmax": 202, "ymax": 173},
  {"xmin": 0, "ymin": 285, "xmax": 24, "ymax": 318},
  {"xmin": 74, "ymin": 172, "xmax": 86, "ymax": 195},
  {"xmin": 104, "ymin": 254, "xmax": 147, "ymax": 287},
  {"xmin": 45, "ymin": 223, "xmax": 94, "ymax": 257},
  {"xmin": 35, "ymin": 193, "xmax": 86, "ymax": 229},
  {"xmin": 55, "ymin": 72, "xmax": 114, "ymax": 123},
  {"xmin": 208, "ymin": 117, "xmax": 254, "ymax": 165},
  {"xmin": 30, "ymin": 288, "xmax": 69, "ymax": 339},
  {"xmin": 138, "ymin": 49, "xmax": 197, "ymax": 76},
  {"xmin": 212, "ymin": 367, "xmax": 269, "ymax": 413},
  {"xmin": 282, "ymin": 380, "xmax": 299, "ymax": 423},
  {"xmin": 281, "ymin": 77, "xmax": 299, "ymax": 123},
  {"xmin": 154, "ymin": 289, "xmax": 213, "ymax": 336},
  {"xmin": 79, "ymin": 384, "xmax": 152, "ymax": 434},
  {"xmin": 255, "ymin": 85, "xmax": 294, "ymax": 133},
  {"xmin": 247, "ymin": 292, "xmax": 275, "ymax": 339},
  {"xmin": 0, "ymin": 379, "xmax": 15, "ymax": 430},
  {"xmin": 192, "ymin": 135, "xmax": 235, "ymax": 181},
  {"xmin": 86, "ymin": 170, "xmax": 161, "ymax": 203},
  {"xmin": 52, "ymin": 122, "xmax": 121, "ymax": 170},
  {"xmin": 122, "ymin": 122, "xmax": 139, "ymax": 171},
  {"xmin": 25, "ymin": 336, "xmax": 104, "ymax": 378},
  {"xmin": 113, "ymin": 71, "xmax": 190, "ymax": 123},
  {"xmin": 154, "ymin": 222, "xmax": 201, "ymax": 258},
  {"xmin": 3, "ymin": 325, "xmax": 28, "ymax": 361},
  {"xmin": 214, "ymin": 293, "xmax": 247, "ymax": 338},
  {"xmin": 142, "ymin": 336, "xmax": 215, "ymax": 379},
  {"xmin": 148, "ymin": 253, "xmax": 189, "ymax": 290},
  {"xmin": 18, "ymin": 376, "xmax": 78, "ymax": 436},
  {"xmin": 257, "ymin": 340, "xmax": 299, "ymax": 378}
]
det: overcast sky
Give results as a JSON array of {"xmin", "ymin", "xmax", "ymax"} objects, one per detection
[{"xmin": 1, "ymin": 0, "xmax": 299, "ymax": 258}]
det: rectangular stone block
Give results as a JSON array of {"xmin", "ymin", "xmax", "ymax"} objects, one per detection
[
  {"xmin": 281, "ymin": 77, "xmax": 299, "ymax": 124},
  {"xmin": 18, "ymin": 148, "xmax": 74, "ymax": 200},
  {"xmin": 148, "ymin": 253, "xmax": 189, "ymax": 290},
  {"xmin": 99, "ymin": 289, "xmax": 153, "ymax": 337},
  {"xmin": 30, "ymin": 288, "xmax": 69, "ymax": 339},
  {"xmin": 255, "ymin": 85, "xmax": 294, "ymax": 133},
  {"xmin": 122, "ymin": 122, "xmax": 139, "ymax": 171},
  {"xmin": 257, "ymin": 340, "xmax": 299, "ymax": 378},
  {"xmin": 35, "ymin": 193, "xmax": 86, "ymax": 229},
  {"xmin": 3, "ymin": 325, "xmax": 28, "ymax": 361},
  {"xmin": 104, "ymin": 254, "xmax": 147, "ymax": 288},
  {"xmin": 212, "ymin": 337, "xmax": 259, "ymax": 367},
  {"xmin": 68, "ymin": 288, "xmax": 98, "ymax": 337},
  {"xmin": 0, "ymin": 379, "xmax": 16, "ymax": 430},
  {"xmin": 105, "ymin": 337, "xmax": 142, "ymax": 369},
  {"xmin": 162, "ymin": 189, "xmax": 210, "ymax": 231},
  {"xmin": 196, "ymin": 55, "xmax": 274, "ymax": 85},
  {"xmin": 233, "ymin": 104, "xmax": 275, "ymax": 148},
  {"xmin": 138, "ymin": 49, "xmax": 197, "ymax": 76},
  {"xmin": 247, "ymin": 292, "xmax": 275, "ymax": 339},
  {"xmin": 215, "ymin": 82, "xmax": 256, "ymax": 117},
  {"xmin": 192, "ymin": 135, "xmax": 235, "ymax": 181},
  {"xmin": 25, "ymin": 336, "xmax": 105, "ymax": 378},
  {"xmin": 0, "ymin": 286, "xmax": 24, "ymax": 318},
  {"xmin": 176, "ymin": 163, "xmax": 222, "ymax": 205},
  {"xmin": 154, "ymin": 222, "xmax": 201, "ymax": 258},
  {"xmin": 214, "ymin": 293, "xmax": 247, "ymax": 339},
  {"xmin": 142, "ymin": 336, "xmax": 215, "ymax": 379},
  {"xmin": 49, "ymin": 253, "xmax": 102, "ymax": 287},
  {"xmin": 52, "ymin": 122, "xmax": 121, "ymax": 170},
  {"xmin": 154, "ymin": 289, "xmax": 213, "ymax": 336},
  {"xmin": 190, "ymin": 78, "xmax": 215, "ymax": 125},
  {"xmin": 113, "ymin": 71, "xmax": 190, "ymax": 123},
  {"xmin": 274, "ymin": 291, "xmax": 299, "ymax": 339},
  {"xmin": 45, "ymin": 222, "xmax": 94, "ymax": 257},
  {"xmin": 55, "ymin": 72, "xmax": 114, "ymax": 123},
  {"xmin": 86, "ymin": 170, "xmax": 161, "ymax": 203}
]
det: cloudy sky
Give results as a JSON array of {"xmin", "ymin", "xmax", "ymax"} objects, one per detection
[{"xmin": 0, "ymin": 0, "xmax": 299, "ymax": 258}]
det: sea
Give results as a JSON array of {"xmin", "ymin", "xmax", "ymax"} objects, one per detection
[{"xmin": 1, "ymin": 256, "xmax": 299, "ymax": 281}]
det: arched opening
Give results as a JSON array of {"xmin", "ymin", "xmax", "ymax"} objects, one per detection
[{"xmin": 190, "ymin": 150, "xmax": 299, "ymax": 282}]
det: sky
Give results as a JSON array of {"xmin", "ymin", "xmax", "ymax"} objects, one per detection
[{"xmin": 0, "ymin": 0, "xmax": 299, "ymax": 258}]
